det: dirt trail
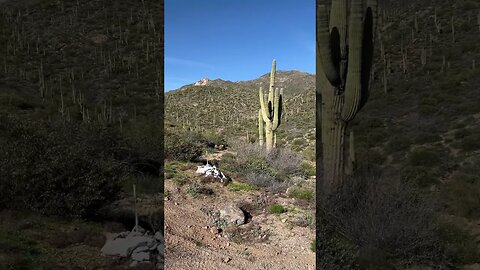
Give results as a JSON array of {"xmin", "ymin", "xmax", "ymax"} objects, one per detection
[{"xmin": 164, "ymin": 162, "xmax": 315, "ymax": 270}]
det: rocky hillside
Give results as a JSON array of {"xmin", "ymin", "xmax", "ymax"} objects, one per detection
[
  {"xmin": 0, "ymin": 0, "xmax": 165, "ymax": 268},
  {"xmin": 0, "ymin": 0, "xmax": 163, "ymax": 124},
  {"xmin": 165, "ymin": 70, "xmax": 316, "ymax": 158}
]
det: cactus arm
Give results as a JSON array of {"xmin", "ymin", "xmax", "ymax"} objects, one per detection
[
  {"xmin": 341, "ymin": 0, "xmax": 364, "ymax": 122},
  {"xmin": 358, "ymin": 0, "xmax": 378, "ymax": 110},
  {"xmin": 317, "ymin": 3, "xmax": 341, "ymax": 87},
  {"xmin": 330, "ymin": 0, "xmax": 348, "ymax": 81},
  {"xmin": 367, "ymin": 0, "xmax": 378, "ymax": 41},
  {"xmin": 259, "ymin": 87, "xmax": 271, "ymax": 123},
  {"xmin": 272, "ymin": 87, "xmax": 282, "ymax": 130},
  {"xmin": 268, "ymin": 59, "xmax": 276, "ymax": 104}
]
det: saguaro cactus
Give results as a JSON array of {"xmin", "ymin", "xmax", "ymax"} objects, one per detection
[
  {"xmin": 317, "ymin": 0, "xmax": 378, "ymax": 190},
  {"xmin": 259, "ymin": 59, "xmax": 283, "ymax": 152},
  {"xmin": 258, "ymin": 109, "xmax": 264, "ymax": 146}
]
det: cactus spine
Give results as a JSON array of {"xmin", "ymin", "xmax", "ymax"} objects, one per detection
[
  {"xmin": 317, "ymin": 0, "xmax": 378, "ymax": 189},
  {"xmin": 259, "ymin": 59, "xmax": 283, "ymax": 152}
]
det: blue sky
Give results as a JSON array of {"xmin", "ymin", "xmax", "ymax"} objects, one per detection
[{"xmin": 165, "ymin": 0, "xmax": 315, "ymax": 91}]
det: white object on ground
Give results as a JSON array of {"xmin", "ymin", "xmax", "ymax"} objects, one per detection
[{"xmin": 196, "ymin": 162, "xmax": 227, "ymax": 180}]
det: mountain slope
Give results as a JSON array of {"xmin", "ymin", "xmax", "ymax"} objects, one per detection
[{"xmin": 165, "ymin": 70, "xmax": 316, "ymax": 156}]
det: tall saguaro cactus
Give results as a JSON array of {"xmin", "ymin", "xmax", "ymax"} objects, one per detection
[
  {"xmin": 259, "ymin": 59, "xmax": 283, "ymax": 152},
  {"xmin": 317, "ymin": 0, "xmax": 378, "ymax": 190}
]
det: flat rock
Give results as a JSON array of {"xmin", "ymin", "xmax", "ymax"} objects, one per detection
[{"xmin": 101, "ymin": 233, "xmax": 156, "ymax": 257}]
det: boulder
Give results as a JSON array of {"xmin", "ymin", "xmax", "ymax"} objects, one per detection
[
  {"xmin": 101, "ymin": 233, "xmax": 156, "ymax": 257},
  {"xmin": 219, "ymin": 204, "xmax": 245, "ymax": 225}
]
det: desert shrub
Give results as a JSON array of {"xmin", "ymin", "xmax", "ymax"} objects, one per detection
[
  {"xmin": 402, "ymin": 166, "xmax": 439, "ymax": 187},
  {"xmin": 245, "ymin": 172, "xmax": 287, "ymax": 193},
  {"xmin": 385, "ymin": 135, "xmax": 411, "ymax": 152},
  {"xmin": 316, "ymin": 212, "xmax": 359, "ymax": 270},
  {"xmin": 227, "ymin": 182, "xmax": 255, "ymax": 192},
  {"xmin": 310, "ymin": 239, "xmax": 316, "ymax": 252},
  {"xmin": 414, "ymin": 132, "xmax": 441, "ymax": 144},
  {"xmin": 452, "ymin": 131, "xmax": 480, "ymax": 151},
  {"xmin": 441, "ymin": 172, "xmax": 480, "ymax": 219},
  {"xmin": 454, "ymin": 128, "xmax": 471, "ymax": 139},
  {"xmin": 301, "ymin": 161, "xmax": 316, "ymax": 177},
  {"xmin": 123, "ymin": 116, "xmax": 163, "ymax": 160},
  {"xmin": 0, "ymin": 115, "xmax": 129, "ymax": 218},
  {"xmin": 408, "ymin": 147, "xmax": 441, "ymax": 167},
  {"xmin": 164, "ymin": 129, "xmax": 204, "ymax": 161},
  {"xmin": 318, "ymin": 175, "xmax": 450, "ymax": 268},
  {"xmin": 292, "ymin": 138, "xmax": 306, "ymax": 146},
  {"xmin": 302, "ymin": 146, "xmax": 316, "ymax": 162},
  {"xmin": 268, "ymin": 204, "xmax": 286, "ymax": 214},
  {"xmin": 288, "ymin": 187, "xmax": 314, "ymax": 201},
  {"xmin": 202, "ymin": 129, "xmax": 227, "ymax": 147},
  {"xmin": 186, "ymin": 182, "xmax": 213, "ymax": 197},
  {"xmin": 436, "ymin": 219, "xmax": 480, "ymax": 265},
  {"xmin": 223, "ymin": 141, "xmax": 303, "ymax": 187}
]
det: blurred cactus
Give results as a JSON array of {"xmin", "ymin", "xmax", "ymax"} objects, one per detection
[{"xmin": 317, "ymin": 0, "xmax": 378, "ymax": 190}]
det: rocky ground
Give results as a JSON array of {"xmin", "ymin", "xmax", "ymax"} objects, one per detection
[{"xmin": 164, "ymin": 154, "xmax": 316, "ymax": 270}]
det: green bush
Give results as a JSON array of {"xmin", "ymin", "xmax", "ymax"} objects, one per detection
[
  {"xmin": 202, "ymin": 129, "xmax": 227, "ymax": 146},
  {"xmin": 408, "ymin": 147, "xmax": 441, "ymax": 167},
  {"xmin": 288, "ymin": 187, "xmax": 314, "ymax": 201},
  {"xmin": 268, "ymin": 204, "xmax": 286, "ymax": 214},
  {"xmin": 0, "ymin": 115, "xmax": 129, "ymax": 218},
  {"xmin": 165, "ymin": 129, "xmax": 204, "ymax": 161}
]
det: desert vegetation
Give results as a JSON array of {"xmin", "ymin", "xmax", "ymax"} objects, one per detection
[
  {"xmin": 0, "ymin": 0, "xmax": 164, "ymax": 268},
  {"xmin": 164, "ymin": 59, "xmax": 316, "ymax": 269},
  {"xmin": 316, "ymin": 0, "xmax": 480, "ymax": 269}
]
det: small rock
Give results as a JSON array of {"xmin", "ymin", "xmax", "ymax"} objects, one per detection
[
  {"xmin": 114, "ymin": 231, "xmax": 130, "ymax": 239},
  {"xmin": 154, "ymin": 231, "xmax": 163, "ymax": 242},
  {"xmin": 223, "ymin": 257, "xmax": 231, "ymax": 263},
  {"xmin": 132, "ymin": 251, "xmax": 150, "ymax": 262},
  {"xmin": 149, "ymin": 243, "xmax": 158, "ymax": 250},
  {"xmin": 281, "ymin": 218, "xmax": 288, "ymax": 223},
  {"xmin": 132, "ymin": 246, "xmax": 151, "ymax": 261}
]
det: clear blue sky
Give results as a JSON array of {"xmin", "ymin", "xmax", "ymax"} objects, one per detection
[{"xmin": 165, "ymin": 0, "xmax": 315, "ymax": 91}]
